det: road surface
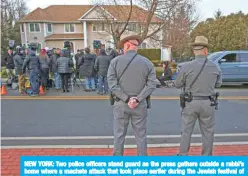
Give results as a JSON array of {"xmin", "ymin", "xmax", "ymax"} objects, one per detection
[{"xmin": 1, "ymin": 87, "xmax": 248, "ymax": 147}]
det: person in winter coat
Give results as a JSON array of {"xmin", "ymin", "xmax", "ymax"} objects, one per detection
[
  {"xmin": 22, "ymin": 49, "xmax": 41, "ymax": 96},
  {"xmin": 4, "ymin": 49, "xmax": 16, "ymax": 79},
  {"xmin": 109, "ymin": 48, "xmax": 118, "ymax": 60},
  {"xmin": 51, "ymin": 48, "xmax": 61, "ymax": 90},
  {"xmin": 56, "ymin": 49, "xmax": 74, "ymax": 93},
  {"xmin": 75, "ymin": 50, "xmax": 81, "ymax": 69},
  {"xmin": 74, "ymin": 49, "xmax": 82, "ymax": 78},
  {"xmin": 13, "ymin": 46, "xmax": 25, "ymax": 95},
  {"xmin": 94, "ymin": 49, "xmax": 111, "ymax": 95},
  {"xmin": 158, "ymin": 61, "xmax": 172, "ymax": 87},
  {"xmin": 39, "ymin": 49, "xmax": 51, "ymax": 90},
  {"xmin": 78, "ymin": 47, "xmax": 96, "ymax": 92}
]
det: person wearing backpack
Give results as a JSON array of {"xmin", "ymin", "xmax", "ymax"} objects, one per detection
[{"xmin": 22, "ymin": 47, "xmax": 41, "ymax": 96}]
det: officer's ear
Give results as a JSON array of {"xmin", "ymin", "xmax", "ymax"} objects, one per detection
[{"xmin": 203, "ymin": 47, "xmax": 208, "ymax": 56}]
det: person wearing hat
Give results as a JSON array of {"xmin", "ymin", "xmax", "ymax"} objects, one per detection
[
  {"xmin": 175, "ymin": 36, "xmax": 222, "ymax": 156},
  {"xmin": 107, "ymin": 33, "xmax": 157, "ymax": 156}
]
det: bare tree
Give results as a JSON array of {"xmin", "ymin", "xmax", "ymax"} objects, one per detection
[
  {"xmin": 1, "ymin": 0, "xmax": 28, "ymax": 53},
  {"xmin": 163, "ymin": 0, "xmax": 199, "ymax": 60},
  {"xmin": 214, "ymin": 9, "xmax": 222, "ymax": 19},
  {"xmin": 91, "ymin": 0, "xmax": 197, "ymax": 49}
]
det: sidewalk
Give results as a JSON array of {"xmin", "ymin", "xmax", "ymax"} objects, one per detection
[{"xmin": 1, "ymin": 145, "xmax": 248, "ymax": 176}]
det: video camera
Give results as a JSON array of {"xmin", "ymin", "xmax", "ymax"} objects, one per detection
[
  {"xmin": 28, "ymin": 42, "xmax": 38, "ymax": 51},
  {"xmin": 63, "ymin": 41, "xmax": 73, "ymax": 59},
  {"xmin": 64, "ymin": 41, "xmax": 72, "ymax": 50},
  {"xmin": 8, "ymin": 40, "xmax": 15, "ymax": 50}
]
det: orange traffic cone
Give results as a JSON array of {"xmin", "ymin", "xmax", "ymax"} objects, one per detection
[
  {"xmin": 39, "ymin": 85, "xmax": 45, "ymax": 95},
  {"xmin": 1, "ymin": 85, "xmax": 7, "ymax": 95}
]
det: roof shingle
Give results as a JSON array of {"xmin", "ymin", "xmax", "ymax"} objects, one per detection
[
  {"xmin": 45, "ymin": 33, "xmax": 84, "ymax": 40},
  {"xmin": 21, "ymin": 5, "xmax": 161, "ymax": 23}
]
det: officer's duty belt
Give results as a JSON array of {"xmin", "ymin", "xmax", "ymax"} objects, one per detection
[{"xmin": 192, "ymin": 96, "xmax": 210, "ymax": 100}]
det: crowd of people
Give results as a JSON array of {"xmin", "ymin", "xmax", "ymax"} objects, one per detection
[{"xmin": 3, "ymin": 45, "xmax": 118, "ymax": 96}]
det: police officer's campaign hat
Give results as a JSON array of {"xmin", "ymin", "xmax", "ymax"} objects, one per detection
[
  {"xmin": 119, "ymin": 32, "xmax": 142, "ymax": 48},
  {"xmin": 190, "ymin": 36, "xmax": 212, "ymax": 48}
]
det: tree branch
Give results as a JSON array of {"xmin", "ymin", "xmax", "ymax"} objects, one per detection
[{"xmin": 119, "ymin": 0, "xmax": 133, "ymax": 36}]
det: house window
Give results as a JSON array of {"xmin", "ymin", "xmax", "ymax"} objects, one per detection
[
  {"xmin": 65, "ymin": 24, "xmax": 75, "ymax": 33},
  {"xmin": 222, "ymin": 53, "xmax": 238, "ymax": 62},
  {"xmin": 92, "ymin": 23, "xmax": 105, "ymax": 32},
  {"xmin": 141, "ymin": 42, "xmax": 147, "ymax": 49},
  {"xmin": 21, "ymin": 24, "xmax": 24, "ymax": 32},
  {"xmin": 29, "ymin": 23, "xmax": 40, "ymax": 32},
  {"xmin": 47, "ymin": 23, "xmax": 53, "ymax": 33},
  {"xmin": 127, "ymin": 23, "xmax": 136, "ymax": 31},
  {"xmin": 238, "ymin": 53, "xmax": 248, "ymax": 62}
]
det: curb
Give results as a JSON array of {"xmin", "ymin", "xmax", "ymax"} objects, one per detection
[
  {"xmin": 2, "ymin": 142, "xmax": 248, "ymax": 149},
  {"xmin": 2, "ymin": 96, "xmax": 248, "ymax": 100}
]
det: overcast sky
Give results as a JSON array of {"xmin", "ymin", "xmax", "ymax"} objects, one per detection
[{"xmin": 25, "ymin": 0, "xmax": 248, "ymax": 21}]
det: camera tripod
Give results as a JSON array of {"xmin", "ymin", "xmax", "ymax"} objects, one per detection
[{"xmin": 69, "ymin": 67, "xmax": 85, "ymax": 93}]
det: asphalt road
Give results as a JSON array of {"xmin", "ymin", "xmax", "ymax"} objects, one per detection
[
  {"xmin": 3, "ymin": 86, "xmax": 248, "ymax": 97},
  {"xmin": 1, "ymin": 97, "xmax": 248, "ymax": 146}
]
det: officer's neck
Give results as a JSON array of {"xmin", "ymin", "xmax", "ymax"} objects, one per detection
[
  {"xmin": 195, "ymin": 55, "xmax": 206, "ymax": 59},
  {"xmin": 126, "ymin": 50, "xmax": 137, "ymax": 54}
]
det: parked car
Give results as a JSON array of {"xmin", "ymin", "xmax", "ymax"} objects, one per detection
[{"xmin": 177, "ymin": 50, "xmax": 248, "ymax": 85}]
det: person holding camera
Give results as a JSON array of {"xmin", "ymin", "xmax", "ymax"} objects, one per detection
[
  {"xmin": 22, "ymin": 44, "xmax": 41, "ymax": 96},
  {"xmin": 56, "ymin": 49, "xmax": 74, "ymax": 93},
  {"xmin": 175, "ymin": 36, "xmax": 222, "ymax": 156},
  {"xmin": 107, "ymin": 33, "xmax": 157, "ymax": 156}
]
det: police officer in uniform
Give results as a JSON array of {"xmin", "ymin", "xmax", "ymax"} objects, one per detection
[
  {"xmin": 107, "ymin": 33, "xmax": 157, "ymax": 156},
  {"xmin": 175, "ymin": 36, "xmax": 222, "ymax": 156}
]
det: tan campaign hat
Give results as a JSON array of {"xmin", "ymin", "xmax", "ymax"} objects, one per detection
[
  {"xmin": 119, "ymin": 32, "xmax": 142, "ymax": 48},
  {"xmin": 190, "ymin": 36, "xmax": 212, "ymax": 48}
]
